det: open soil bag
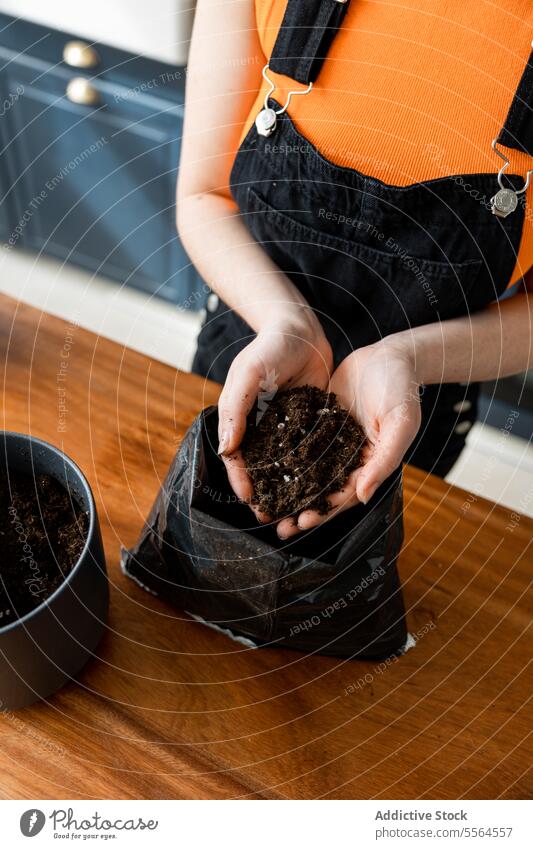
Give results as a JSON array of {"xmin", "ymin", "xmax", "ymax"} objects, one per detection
[{"xmin": 122, "ymin": 406, "xmax": 408, "ymax": 659}]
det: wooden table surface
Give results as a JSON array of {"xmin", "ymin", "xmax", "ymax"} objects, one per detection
[{"xmin": 0, "ymin": 293, "xmax": 531, "ymax": 800}]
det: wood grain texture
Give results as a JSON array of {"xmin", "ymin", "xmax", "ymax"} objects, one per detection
[{"xmin": 0, "ymin": 294, "xmax": 531, "ymax": 800}]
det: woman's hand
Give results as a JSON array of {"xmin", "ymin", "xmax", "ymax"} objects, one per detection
[
  {"xmin": 218, "ymin": 313, "xmax": 333, "ymax": 518},
  {"xmin": 276, "ymin": 337, "xmax": 422, "ymax": 538}
]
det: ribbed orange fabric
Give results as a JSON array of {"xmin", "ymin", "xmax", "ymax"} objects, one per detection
[{"xmin": 241, "ymin": 0, "xmax": 533, "ymax": 285}]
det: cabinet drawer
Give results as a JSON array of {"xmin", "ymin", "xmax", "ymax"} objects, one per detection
[{"xmin": 0, "ymin": 14, "xmax": 203, "ymax": 307}]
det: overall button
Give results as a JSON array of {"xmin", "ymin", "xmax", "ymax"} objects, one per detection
[
  {"xmin": 455, "ymin": 420, "xmax": 473, "ymax": 435},
  {"xmin": 206, "ymin": 293, "xmax": 219, "ymax": 312},
  {"xmin": 453, "ymin": 400, "xmax": 472, "ymax": 413}
]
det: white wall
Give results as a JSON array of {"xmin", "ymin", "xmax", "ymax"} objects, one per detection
[{"xmin": 0, "ymin": 0, "xmax": 194, "ymax": 65}]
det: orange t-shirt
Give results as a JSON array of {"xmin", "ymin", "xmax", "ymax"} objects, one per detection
[{"xmin": 241, "ymin": 0, "xmax": 533, "ymax": 285}]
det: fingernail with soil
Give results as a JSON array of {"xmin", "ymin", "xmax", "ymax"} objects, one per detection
[
  {"xmin": 278, "ymin": 519, "xmax": 296, "ymax": 540},
  {"xmin": 217, "ymin": 432, "xmax": 229, "ymax": 455}
]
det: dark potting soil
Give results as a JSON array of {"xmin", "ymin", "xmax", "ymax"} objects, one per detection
[
  {"xmin": 241, "ymin": 385, "xmax": 365, "ymax": 520},
  {"xmin": 0, "ymin": 472, "xmax": 88, "ymax": 627}
]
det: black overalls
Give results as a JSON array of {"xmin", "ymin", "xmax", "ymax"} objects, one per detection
[{"xmin": 192, "ymin": 0, "xmax": 532, "ymax": 477}]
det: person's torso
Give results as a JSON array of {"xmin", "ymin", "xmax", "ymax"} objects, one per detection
[{"xmin": 241, "ymin": 0, "xmax": 533, "ymax": 284}]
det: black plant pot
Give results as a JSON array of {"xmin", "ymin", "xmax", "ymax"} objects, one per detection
[{"xmin": 0, "ymin": 432, "xmax": 108, "ymax": 710}]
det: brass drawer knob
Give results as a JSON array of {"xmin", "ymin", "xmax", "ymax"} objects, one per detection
[
  {"xmin": 63, "ymin": 40, "xmax": 100, "ymax": 69},
  {"xmin": 66, "ymin": 77, "xmax": 101, "ymax": 106}
]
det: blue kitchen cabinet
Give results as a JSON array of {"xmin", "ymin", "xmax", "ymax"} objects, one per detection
[{"xmin": 0, "ymin": 14, "xmax": 203, "ymax": 307}]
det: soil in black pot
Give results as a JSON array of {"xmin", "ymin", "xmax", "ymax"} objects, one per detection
[
  {"xmin": 241, "ymin": 385, "xmax": 365, "ymax": 520},
  {"xmin": 0, "ymin": 472, "xmax": 89, "ymax": 627}
]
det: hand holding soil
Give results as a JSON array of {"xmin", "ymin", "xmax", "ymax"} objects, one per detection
[
  {"xmin": 241, "ymin": 383, "xmax": 365, "ymax": 517},
  {"xmin": 217, "ymin": 318, "xmax": 332, "ymax": 513},
  {"xmin": 275, "ymin": 340, "xmax": 422, "ymax": 538},
  {"xmin": 220, "ymin": 337, "xmax": 422, "ymax": 539}
]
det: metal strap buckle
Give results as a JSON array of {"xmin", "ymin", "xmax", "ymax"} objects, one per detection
[
  {"xmin": 490, "ymin": 138, "xmax": 533, "ymax": 218},
  {"xmin": 255, "ymin": 64, "xmax": 313, "ymax": 137}
]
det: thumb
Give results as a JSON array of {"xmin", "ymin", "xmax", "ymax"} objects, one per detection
[
  {"xmin": 356, "ymin": 404, "xmax": 419, "ymax": 503},
  {"xmin": 217, "ymin": 364, "xmax": 261, "ymax": 455}
]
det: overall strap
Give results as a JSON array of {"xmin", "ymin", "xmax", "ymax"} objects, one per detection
[
  {"xmin": 497, "ymin": 47, "xmax": 533, "ymax": 157},
  {"xmin": 269, "ymin": 0, "xmax": 351, "ymax": 85}
]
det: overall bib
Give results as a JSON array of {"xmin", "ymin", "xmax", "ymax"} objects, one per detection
[{"xmin": 193, "ymin": 0, "xmax": 532, "ymax": 477}]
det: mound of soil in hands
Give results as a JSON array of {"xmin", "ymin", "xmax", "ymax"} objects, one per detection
[
  {"xmin": 0, "ymin": 472, "xmax": 88, "ymax": 627},
  {"xmin": 241, "ymin": 385, "xmax": 365, "ymax": 520}
]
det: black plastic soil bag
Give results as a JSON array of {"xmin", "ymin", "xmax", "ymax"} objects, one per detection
[{"xmin": 122, "ymin": 407, "xmax": 408, "ymax": 659}]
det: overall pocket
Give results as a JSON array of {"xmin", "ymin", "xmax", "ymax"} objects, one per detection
[{"xmin": 244, "ymin": 187, "xmax": 483, "ymax": 352}]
